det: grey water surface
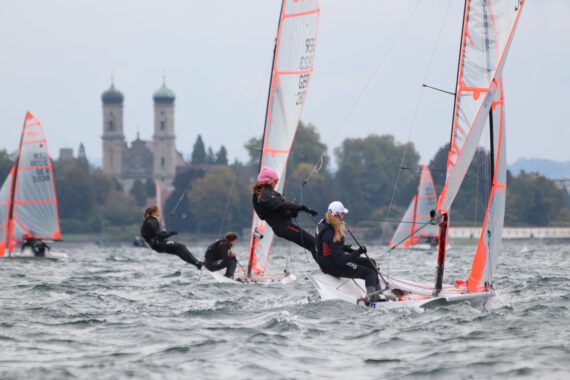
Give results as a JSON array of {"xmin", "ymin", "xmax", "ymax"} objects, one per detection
[{"xmin": 0, "ymin": 240, "xmax": 569, "ymax": 379}]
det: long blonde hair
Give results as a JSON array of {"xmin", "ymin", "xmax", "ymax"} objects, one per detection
[{"xmin": 325, "ymin": 211, "xmax": 345, "ymax": 243}]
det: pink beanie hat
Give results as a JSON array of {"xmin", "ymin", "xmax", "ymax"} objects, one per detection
[{"xmin": 257, "ymin": 166, "xmax": 279, "ymax": 185}]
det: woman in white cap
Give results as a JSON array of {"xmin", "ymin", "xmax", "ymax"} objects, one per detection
[
  {"xmin": 252, "ymin": 166, "xmax": 319, "ymax": 260},
  {"xmin": 315, "ymin": 201, "xmax": 384, "ymax": 301}
]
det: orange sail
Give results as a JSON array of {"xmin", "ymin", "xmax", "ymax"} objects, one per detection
[
  {"xmin": 248, "ymin": 0, "xmax": 320, "ymax": 274},
  {"xmin": 3, "ymin": 112, "xmax": 61, "ymax": 255}
]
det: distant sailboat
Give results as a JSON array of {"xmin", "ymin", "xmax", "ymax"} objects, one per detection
[
  {"xmin": 389, "ymin": 164, "xmax": 439, "ymax": 251},
  {"xmin": 0, "ymin": 112, "xmax": 66, "ymax": 259},
  {"xmin": 310, "ymin": 0, "xmax": 525, "ymax": 307},
  {"xmin": 239, "ymin": 0, "xmax": 320, "ymax": 283}
]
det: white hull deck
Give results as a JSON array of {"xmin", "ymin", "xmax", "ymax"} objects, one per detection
[
  {"xmin": 309, "ymin": 272, "xmax": 494, "ymax": 310},
  {"xmin": 207, "ymin": 269, "xmax": 297, "ymax": 285},
  {"xmin": 3, "ymin": 247, "xmax": 68, "ymax": 260}
]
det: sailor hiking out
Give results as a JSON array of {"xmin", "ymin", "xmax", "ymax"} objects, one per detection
[
  {"xmin": 315, "ymin": 201, "xmax": 385, "ymax": 302},
  {"xmin": 252, "ymin": 166, "xmax": 319, "ymax": 261},
  {"xmin": 204, "ymin": 232, "xmax": 239, "ymax": 279},
  {"xmin": 140, "ymin": 205, "xmax": 202, "ymax": 270}
]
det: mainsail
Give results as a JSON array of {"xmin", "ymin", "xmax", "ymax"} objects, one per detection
[
  {"xmin": 0, "ymin": 168, "xmax": 14, "ymax": 255},
  {"xmin": 435, "ymin": 1, "xmax": 525, "ymax": 293},
  {"xmin": 389, "ymin": 165, "xmax": 438, "ymax": 248},
  {"xmin": 438, "ymin": 0, "xmax": 524, "ymax": 212},
  {"xmin": 248, "ymin": 0, "xmax": 320, "ymax": 274},
  {"xmin": 1, "ymin": 112, "xmax": 61, "ymax": 256}
]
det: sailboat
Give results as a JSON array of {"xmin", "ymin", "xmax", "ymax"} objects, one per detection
[
  {"xmin": 0, "ymin": 112, "xmax": 66, "ymax": 259},
  {"xmin": 219, "ymin": 0, "xmax": 319, "ymax": 283},
  {"xmin": 310, "ymin": 0, "xmax": 525, "ymax": 308},
  {"xmin": 389, "ymin": 164, "xmax": 439, "ymax": 251}
]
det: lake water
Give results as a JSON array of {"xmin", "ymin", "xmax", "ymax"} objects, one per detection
[{"xmin": 1, "ymin": 239, "xmax": 569, "ymax": 379}]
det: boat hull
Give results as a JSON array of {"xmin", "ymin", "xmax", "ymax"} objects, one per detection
[
  {"xmin": 3, "ymin": 247, "xmax": 68, "ymax": 260},
  {"xmin": 207, "ymin": 269, "xmax": 297, "ymax": 285},
  {"xmin": 308, "ymin": 272, "xmax": 493, "ymax": 310}
]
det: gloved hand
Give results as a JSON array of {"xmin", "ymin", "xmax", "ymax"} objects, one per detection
[
  {"xmin": 196, "ymin": 261, "xmax": 203, "ymax": 270},
  {"xmin": 357, "ymin": 245, "xmax": 368, "ymax": 255},
  {"xmin": 301, "ymin": 205, "xmax": 318, "ymax": 217},
  {"xmin": 168, "ymin": 229, "xmax": 178, "ymax": 237},
  {"xmin": 344, "ymin": 244, "xmax": 358, "ymax": 254}
]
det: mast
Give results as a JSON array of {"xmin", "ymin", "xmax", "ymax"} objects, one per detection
[
  {"xmin": 258, "ymin": 0, "xmax": 285, "ymax": 173},
  {"xmin": 435, "ymin": 0, "xmax": 468, "ymax": 292},
  {"xmin": 448, "ymin": 0, "xmax": 469, "ymax": 147},
  {"xmin": 248, "ymin": 0, "xmax": 286, "ymax": 278},
  {"xmin": 6, "ymin": 113, "xmax": 28, "ymax": 254}
]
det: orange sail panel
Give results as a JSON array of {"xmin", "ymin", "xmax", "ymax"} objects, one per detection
[
  {"xmin": 0, "ymin": 167, "xmax": 14, "ymax": 256},
  {"xmin": 248, "ymin": 0, "xmax": 320, "ymax": 273},
  {"xmin": 467, "ymin": 78, "xmax": 507, "ymax": 292},
  {"xmin": 10, "ymin": 112, "xmax": 61, "ymax": 251},
  {"xmin": 437, "ymin": 0, "xmax": 525, "ymax": 212}
]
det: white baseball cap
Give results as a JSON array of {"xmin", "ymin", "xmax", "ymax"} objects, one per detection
[{"xmin": 328, "ymin": 201, "xmax": 348, "ymax": 216}]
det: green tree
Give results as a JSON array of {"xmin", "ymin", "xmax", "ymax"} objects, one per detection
[
  {"xmin": 335, "ymin": 135, "xmax": 420, "ymax": 220},
  {"xmin": 189, "ymin": 166, "xmax": 244, "ymax": 233},
  {"xmin": 244, "ymin": 137, "xmax": 261, "ymax": 167},
  {"xmin": 54, "ymin": 159, "xmax": 95, "ymax": 219},
  {"xmin": 130, "ymin": 179, "xmax": 147, "ymax": 207},
  {"xmin": 216, "ymin": 146, "xmax": 228, "ymax": 165},
  {"xmin": 0, "ymin": 149, "xmax": 14, "ymax": 182},
  {"xmin": 163, "ymin": 166, "xmax": 207, "ymax": 231},
  {"xmin": 287, "ymin": 122, "xmax": 329, "ymax": 176},
  {"xmin": 206, "ymin": 147, "xmax": 215, "ymax": 164},
  {"xmin": 506, "ymin": 171, "xmax": 565, "ymax": 226},
  {"xmin": 145, "ymin": 178, "xmax": 156, "ymax": 198},
  {"xmin": 191, "ymin": 135, "xmax": 207, "ymax": 164}
]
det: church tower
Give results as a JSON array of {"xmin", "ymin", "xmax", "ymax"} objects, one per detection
[
  {"xmin": 101, "ymin": 81, "xmax": 125, "ymax": 178},
  {"xmin": 152, "ymin": 80, "xmax": 176, "ymax": 184}
]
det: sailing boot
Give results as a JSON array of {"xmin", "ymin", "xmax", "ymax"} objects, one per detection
[{"xmin": 366, "ymin": 286, "xmax": 387, "ymax": 303}]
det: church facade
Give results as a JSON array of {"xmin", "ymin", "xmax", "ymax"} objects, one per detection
[{"xmin": 101, "ymin": 81, "xmax": 185, "ymax": 192}]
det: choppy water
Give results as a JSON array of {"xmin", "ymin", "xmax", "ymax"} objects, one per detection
[{"xmin": 1, "ymin": 239, "xmax": 569, "ymax": 379}]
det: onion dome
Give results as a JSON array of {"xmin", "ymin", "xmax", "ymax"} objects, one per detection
[
  {"xmin": 153, "ymin": 82, "xmax": 175, "ymax": 104},
  {"xmin": 101, "ymin": 83, "xmax": 124, "ymax": 104}
]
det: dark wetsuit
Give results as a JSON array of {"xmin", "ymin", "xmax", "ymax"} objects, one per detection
[
  {"xmin": 204, "ymin": 239, "xmax": 237, "ymax": 278},
  {"xmin": 21, "ymin": 238, "xmax": 49, "ymax": 257},
  {"xmin": 315, "ymin": 219, "xmax": 379, "ymax": 289},
  {"xmin": 140, "ymin": 216, "xmax": 202, "ymax": 269},
  {"xmin": 252, "ymin": 186, "xmax": 316, "ymax": 261}
]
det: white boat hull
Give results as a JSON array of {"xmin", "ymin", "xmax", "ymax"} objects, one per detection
[
  {"xmin": 207, "ymin": 269, "xmax": 296, "ymax": 285},
  {"xmin": 3, "ymin": 247, "xmax": 68, "ymax": 260},
  {"xmin": 308, "ymin": 272, "xmax": 494, "ymax": 310}
]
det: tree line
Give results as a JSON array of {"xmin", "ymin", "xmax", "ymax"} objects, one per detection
[{"xmin": 0, "ymin": 122, "xmax": 568, "ymax": 238}]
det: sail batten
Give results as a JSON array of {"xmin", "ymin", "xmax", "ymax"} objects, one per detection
[{"xmin": 248, "ymin": 0, "xmax": 320, "ymax": 273}]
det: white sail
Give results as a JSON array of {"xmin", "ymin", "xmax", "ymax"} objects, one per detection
[
  {"xmin": 414, "ymin": 165, "xmax": 439, "ymax": 240},
  {"xmin": 9, "ymin": 112, "xmax": 61, "ymax": 250},
  {"xmin": 438, "ymin": 0, "xmax": 524, "ymax": 212},
  {"xmin": 248, "ymin": 0, "xmax": 320, "ymax": 273},
  {"xmin": 467, "ymin": 77, "xmax": 506, "ymax": 292},
  {"xmin": 0, "ymin": 168, "xmax": 14, "ymax": 256},
  {"xmin": 389, "ymin": 197, "xmax": 416, "ymax": 248}
]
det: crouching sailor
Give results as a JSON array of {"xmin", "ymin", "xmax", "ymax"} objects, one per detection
[
  {"xmin": 252, "ymin": 166, "xmax": 319, "ymax": 261},
  {"xmin": 141, "ymin": 205, "xmax": 202, "ymax": 270},
  {"xmin": 204, "ymin": 232, "xmax": 239, "ymax": 279},
  {"xmin": 21, "ymin": 234, "xmax": 50, "ymax": 257},
  {"xmin": 315, "ymin": 201, "xmax": 385, "ymax": 302}
]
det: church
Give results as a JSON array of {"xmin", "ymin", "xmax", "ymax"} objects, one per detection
[{"xmin": 100, "ymin": 80, "xmax": 186, "ymax": 192}]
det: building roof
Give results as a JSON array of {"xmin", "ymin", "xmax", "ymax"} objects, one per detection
[
  {"xmin": 102, "ymin": 83, "xmax": 124, "ymax": 104},
  {"xmin": 153, "ymin": 83, "xmax": 175, "ymax": 103}
]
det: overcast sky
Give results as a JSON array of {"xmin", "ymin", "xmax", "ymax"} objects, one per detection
[{"xmin": 0, "ymin": 0, "xmax": 567, "ymax": 168}]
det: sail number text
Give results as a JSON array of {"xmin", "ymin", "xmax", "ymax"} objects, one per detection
[
  {"xmin": 29, "ymin": 153, "xmax": 51, "ymax": 183},
  {"xmin": 296, "ymin": 38, "xmax": 315, "ymax": 105}
]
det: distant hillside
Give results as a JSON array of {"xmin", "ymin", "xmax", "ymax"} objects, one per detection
[{"xmin": 509, "ymin": 158, "xmax": 570, "ymax": 179}]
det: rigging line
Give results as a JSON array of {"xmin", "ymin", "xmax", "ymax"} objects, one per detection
[
  {"xmin": 382, "ymin": 0, "xmax": 453, "ymax": 278},
  {"xmin": 170, "ymin": 48, "xmax": 272, "ymax": 217},
  {"xmin": 301, "ymin": 0, "xmax": 424, "ymax": 189},
  {"xmin": 324, "ymin": 0, "xmax": 424, "ymax": 148},
  {"xmin": 346, "ymin": 216, "xmax": 419, "ymax": 225}
]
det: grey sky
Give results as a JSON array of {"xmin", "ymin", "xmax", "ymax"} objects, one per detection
[{"xmin": 0, "ymin": 0, "xmax": 567, "ymax": 167}]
